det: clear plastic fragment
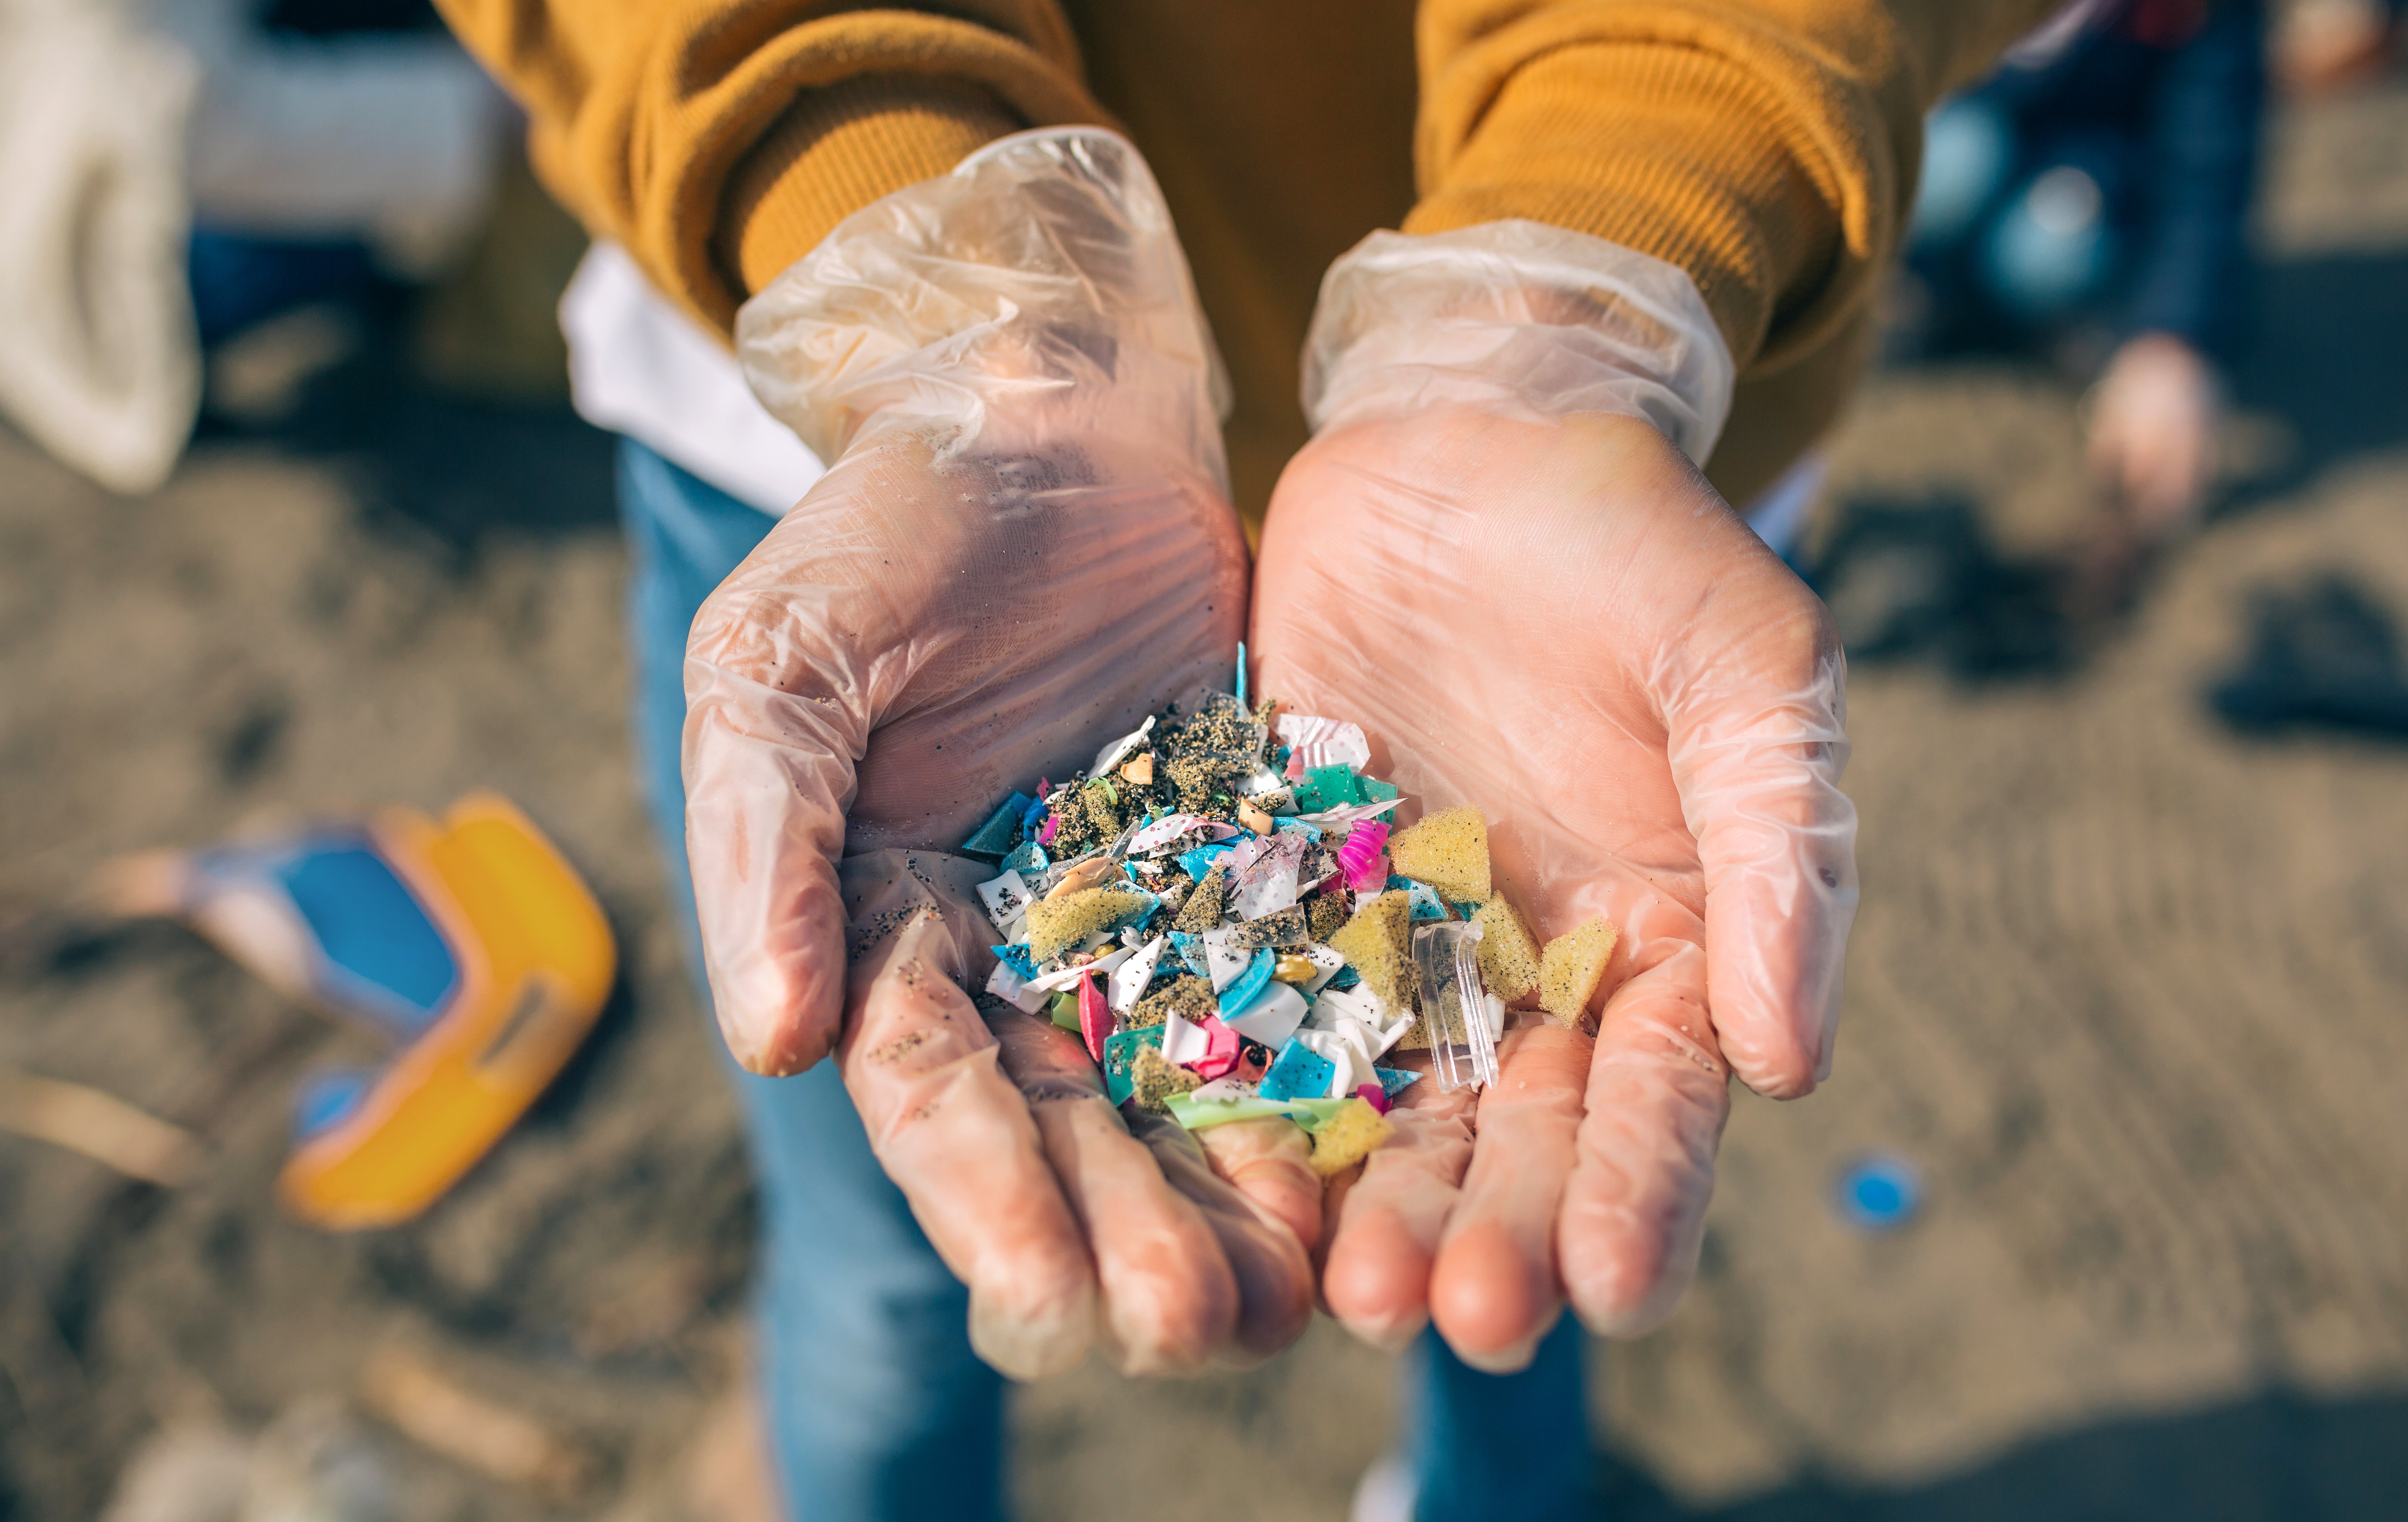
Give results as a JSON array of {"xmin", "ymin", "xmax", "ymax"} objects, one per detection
[{"xmin": 1413, "ymin": 920, "xmax": 1498, "ymax": 1093}]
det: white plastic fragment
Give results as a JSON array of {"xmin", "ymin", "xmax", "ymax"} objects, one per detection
[
  {"xmin": 1109, "ymin": 935, "xmax": 1167, "ymax": 1014},
  {"xmin": 976, "ymin": 869, "xmax": 1034, "ymax": 938},
  {"xmin": 1161, "ymin": 1007, "xmax": 1210, "ymax": 1066},
  {"xmin": 1298, "ymin": 943, "xmax": 1346, "ymax": 996},
  {"xmin": 1228, "ymin": 833, "xmax": 1307, "ymax": 921},
  {"xmin": 985, "ymin": 958, "xmax": 1051, "ymax": 1016},
  {"xmin": 1297, "ymin": 798, "xmax": 1407, "ymax": 827},
  {"xmin": 1202, "ymin": 928, "xmax": 1252, "ymax": 992},
  {"xmin": 1021, "ymin": 942, "xmax": 1136, "ymax": 994},
  {"xmin": 1275, "ymin": 712, "xmax": 1372, "ymax": 773},
  {"xmin": 1221, "ymin": 981, "xmax": 1308, "ymax": 1048},
  {"xmin": 1090, "ymin": 715, "xmax": 1156, "ymax": 776}
]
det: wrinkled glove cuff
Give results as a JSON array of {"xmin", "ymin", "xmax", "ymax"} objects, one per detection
[
  {"xmin": 735, "ymin": 126, "xmax": 1229, "ymax": 479},
  {"xmin": 1301, "ymin": 221, "xmax": 1735, "ymax": 467}
]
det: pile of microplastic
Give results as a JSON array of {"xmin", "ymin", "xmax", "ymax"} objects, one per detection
[{"xmin": 965, "ymin": 657, "xmax": 1620, "ymax": 1175}]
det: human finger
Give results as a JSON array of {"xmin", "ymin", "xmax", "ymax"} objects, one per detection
[
  {"xmin": 1128, "ymin": 1109, "xmax": 1317, "ymax": 1366},
  {"xmin": 836, "ymin": 853, "xmax": 1097, "ymax": 1379},
  {"xmin": 1557, "ymin": 940, "xmax": 1732, "ymax": 1336},
  {"xmin": 1319, "ymin": 1077, "xmax": 1477, "ymax": 1351},
  {"xmin": 1196, "ymin": 1115, "xmax": 1324, "ymax": 1251},
  {"xmin": 1427, "ymin": 1021, "xmax": 1591, "ymax": 1372},
  {"xmin": 986, "ymin": 1008, "xmax": 1241, "ymax": 1375}
]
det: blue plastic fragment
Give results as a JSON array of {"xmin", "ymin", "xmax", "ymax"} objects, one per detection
[
  {"xmin": 1274, "ymin": 818, "xmax": 1323, "ymax": 843},
  {"xmin": 1020, "ymin": 794, "xmax": 1051, "ymax": 831},
  {"xmin": 1834, "ymin": 1154, "xmax": 1921, "ymax": 1232},
  {"xmin": 1000, "ymin": 841, "xmax": 1048, "ymax": 876},
  {"xmin": 962, "ymin": 792, "xmax": 1035, "ymax": 856},
  {"xmin": 1374, "ymin": 1066, "xmax": 1421, "ymax": 1100},
  {"xmin": 1261, "ymin": 1039, "xmax": 1335, "ymax": 1102},
  {"xmin": 992, "ymin": 944, "xmax": 1037, "ymax": 981},
  {"xmin": 1392, "ymin": 880, "xmax": 1448, "ymax": 921},
  {"xmin": 1328, "ymin": 965, "xmax": 1360, "ymax": 990},
  {"xmin": 1217, "ymin": 947, "xmax": 1275, "ymax": 1017},
  {"xmin": 1169, "ymin": 932, "xmax": 1210, "ymax": 978},
  {"xmin": 1235, "ymin": 641, "xmax": 1247, "ymax": 712},
  {"xmin": 1178, "ymin": 843, "xmax": 1233, "ymax": 881}
]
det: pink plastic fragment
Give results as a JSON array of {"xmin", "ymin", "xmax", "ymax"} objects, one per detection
[
  {"xmin": 1077, "ymin": 971, "xmax": 1111, "ymax": 1062},
  {"xmin": 1285, "ymin": 748, "xmax": 1307, "ymax": 782},
  {"xmin": 1190, "ymin": 1015, "xmax": 1241, "ymax": 1080},
  {"xmin": 1355, "ymin": 1082, "xmax": 1392, "ymax": 1115},
  {"xmin": 1036, "ymin": 812, "xmax": 1060, "ymax": 845},
  {"xmin": 1035, "ymin": 777, "xmax": 1051, "ymax": 799},
  {"xmin": 1337, "ymin": 820, "xmax": 1391, "ymax": 893}
]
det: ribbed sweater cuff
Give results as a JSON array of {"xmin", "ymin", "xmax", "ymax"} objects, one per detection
[
  {"xmin": 1406, "ymin": 42, "xmax": 1839, "ymax": 369},
  {"xmin": 723, "ymin": 75, "xmax": 1024, "ymax": 299}
]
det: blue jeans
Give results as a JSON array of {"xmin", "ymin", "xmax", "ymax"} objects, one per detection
[{"xmin": 616, "ymin": 437, "xmax": 1593, "ymax": 1522}]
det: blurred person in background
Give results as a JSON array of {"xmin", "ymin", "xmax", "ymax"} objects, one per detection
[
  {"xmin": 449, "ymin": 4, "xmax": 2080, "ymax": 1522},
  {"xmin": 0, "ymin": 0, "xmax": 506, "ymax": 493},
  {"xmin": 1898, "ymin": 0, "xmax": 2268, "ymax": 542}
]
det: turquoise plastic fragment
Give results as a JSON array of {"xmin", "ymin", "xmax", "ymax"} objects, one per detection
[
  {"xmin": 1178, "ymin": 843, "xmax": 1233, "ymax": 881},
  {"xmin": 992, "ymin": 944, "xmax": 1036, "ymax": 980},
  {"xmin": 963, "ymin": 793, "xmax": 1036, "ymax": 856},
  {"xmin": 1235, "ymin": 640, "xmax": 1248, "ymax": 711},
  {"xmin": 1169, "ymin": 931, "xmax": 1209, "ymax": 977},
  {"xmin": 1394, "ymin": 881, "xmax": 1449, "ymax": 922},
  {"xmin": 1301, "ymin": 765, "xmax": 1362, "ymax": 812},
  {"xmin": 1375, "ymin": 1066, "xmax": 1421, "ymax": 1100},
  {"xmin": 1358, "ymin": 777, "xmax": 1399, "ymax": 804},
  {"xmin": 1103, "ymin": 1027, "xmax": 1164, "ymax": 1106},
  {"xmin": 1218, "ymin": 947, "xmax": 1275, "ymax": 1017},
  {"xmin": 1000, "ymin": 840, "xmax": 1048, "ymax": 875},
  {"xmin": 1261, "ymin": 1039, "xmax": 1335, "ymax": 1102},
  {"xmin": 1328, "ymin": 965, "xmax": 1361, "ymax": 990}
]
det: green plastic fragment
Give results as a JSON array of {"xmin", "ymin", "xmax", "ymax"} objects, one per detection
[
  {"xmin": 1049, "ymin": 989, "xmax": 1081, "ymax": 1031},
  {"xmin": 1163, "ymin": 1093, "xmax": 1352, "ymax": 1132}
]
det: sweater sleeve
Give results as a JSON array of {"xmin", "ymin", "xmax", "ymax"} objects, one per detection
[
  {"xmin": 1406, "ymin": 0, "xmax": 2067, "ymax": 372},
  {"xmin": 431, "ymin": 0, "xmax": 1105, "ymax": 335}
]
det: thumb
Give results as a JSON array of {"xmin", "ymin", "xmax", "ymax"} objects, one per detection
[{"xmin": 682, "ymin": 555, "xmax": 878, "ymax": 1076}]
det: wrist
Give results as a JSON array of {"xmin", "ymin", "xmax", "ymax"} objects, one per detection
[{"xmin": 1301, "ymin": 221, "xmax": 1735, "ymax": 466}]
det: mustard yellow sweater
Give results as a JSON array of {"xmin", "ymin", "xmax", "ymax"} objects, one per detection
[{"xmin": 435, "ymin": 0, "xmax": 2057, "ymax": 511}]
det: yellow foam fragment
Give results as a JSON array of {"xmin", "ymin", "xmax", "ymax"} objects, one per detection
[
  {"xmin": 1538, "ymin": 916, "xmax": 1620, "ymax": 1027},
  {"xmin": 1326, "ymin": 891, "xmax": 1415, "ymax": 1012},
  {"xmin": 1130, "ymin": 1044, "xmax": 1201, "ymax": 1111},
  {"xmin": 1474, "ymin": 897, "xmax": 1543, "ymax": 1005},
  {"xmin": 1309, "ymin": 1098, "xmax": 1394, "ymax": 1177},
  {"xmin": 1386, "ymin": 806, "xmax": 1491, "ymax": 904},
  {"xmin": 1025, "ymin": 886, "xmax": 1149, "ymax": 963}
]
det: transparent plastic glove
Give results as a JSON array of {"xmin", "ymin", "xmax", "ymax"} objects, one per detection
[
  {"xmin": 689, "ymin": 127, "xmax": 1246, "ymax": 1075},
  {"xmin": 686, "ymin": 131, "xmax": 1270, "ymax": 1375},
  {"xmin": 838, "ymin": 852, "xmax": 1311, "ymax": 1379},
  {"xmin": 2087, "ymin": 331, "xmax": 2220, "ymax": 537},
  {"xmin": 1258, "ymin": 223, "xmax": 1857, "ymax": 1365}
]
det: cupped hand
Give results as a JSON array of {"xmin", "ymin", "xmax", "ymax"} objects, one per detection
[
  {"xmin": 1255, "ymin": 406, "xmax": 1857, "ymax": 1366},
  {"xmin": 680, "ymin": 129, "xmax": 1317, "ymax": 1379},
  {"xmin": 836, "ymin": 852, "xmax": 1314, "ymax": 1379}
]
